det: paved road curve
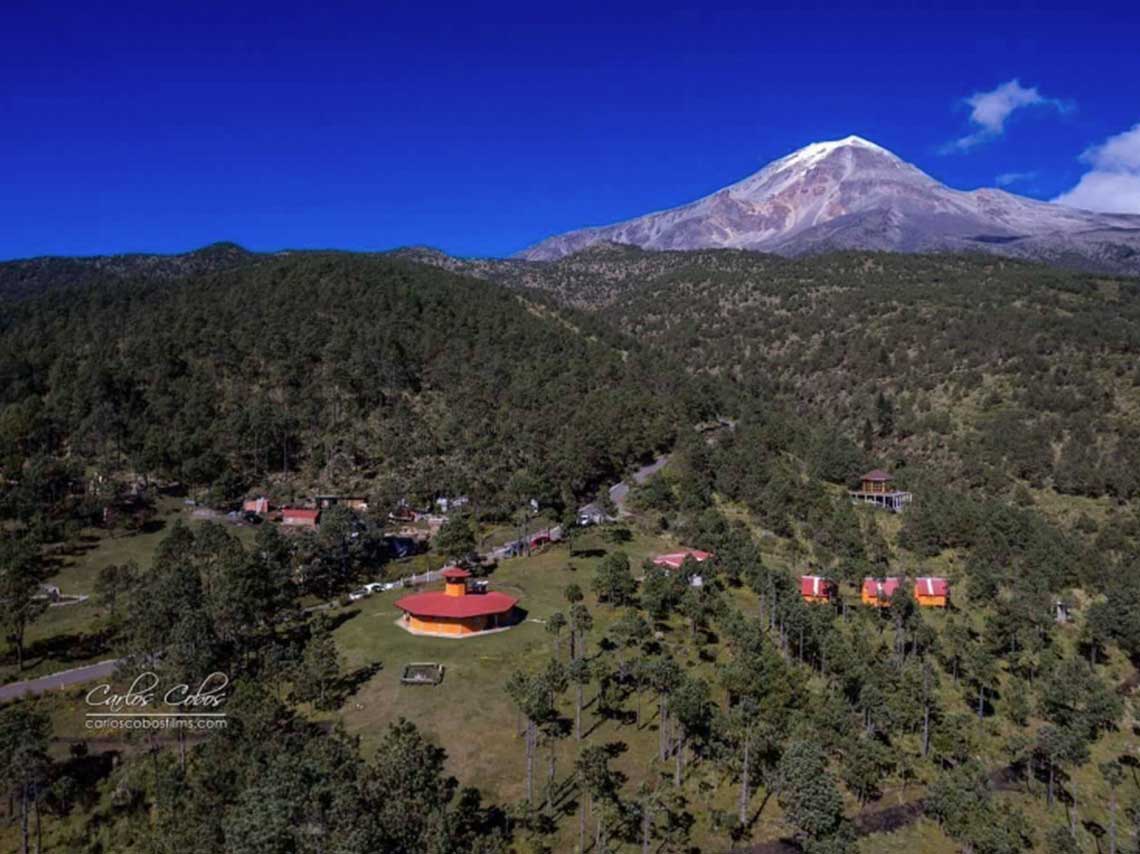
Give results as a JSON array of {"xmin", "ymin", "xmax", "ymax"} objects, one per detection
[
  {"xmin": 0, "ymin": 659, "xmax": 121, "ymax": 703},
  {"xmin": 609, "ymin": 455, "xmax": 670, "ymax": 509}
]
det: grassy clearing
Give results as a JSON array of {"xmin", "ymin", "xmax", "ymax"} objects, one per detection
[
  {"xmin": 2, "ymin": 500, "xmax": 261, "ymax": 683},
  {"xmin": 856, "ymin": 818, "xmax": 956, "ymax": 854}
]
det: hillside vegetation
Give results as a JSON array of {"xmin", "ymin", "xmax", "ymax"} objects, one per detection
[
  {"xmin": 0, "ymin": 242, "xmax": 255, "ymax": 302},
  {"xmin": 2, "ymin": 245, "xmax": 1140, "ymax": 854},
  {"xmin": 444, "ymin": 247, "xmax": 1140, "ymax": 504},
  {"xmin": 0, "ymin": 253, "xmax": 711, "ymax": 519}
]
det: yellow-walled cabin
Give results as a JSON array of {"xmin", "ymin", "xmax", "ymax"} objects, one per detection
[
  {"xmin": 394, "ymin": 567, "xmax": 519, "ymax": 638},
  {"xmin": 861, "ymin": 576, "xmax": 902, "ymax": 607},
  {"xmin": 914, "ymin": 577, "xmax": 950, "ymax": 608},
  {"xmin": 800, "ymin": 575, "xmax": 837, "ymax": 604}
]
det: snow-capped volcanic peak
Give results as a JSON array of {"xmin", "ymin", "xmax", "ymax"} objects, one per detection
[
  {"xmin": 515, "ymin": 134, "xmax": 1140, "ymax": 274},
  {"xmin": 729, "ymin": 135, "xmax": 935, "ymax": 202},
  {"xmin": 776, "ymin": 135, "xmax": 895, "ymax": 169}
]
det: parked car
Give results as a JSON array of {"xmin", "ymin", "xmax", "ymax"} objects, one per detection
[{"xmin": 348, "ymin": 588, "xmax": 371, "ymax": 601}]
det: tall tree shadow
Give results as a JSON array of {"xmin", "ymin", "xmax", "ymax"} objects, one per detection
[
  {"xmin": 15, "ymin": 628, "xmax": 115, "ymax": 670},
  {"xmin": 335, "ymin": 661, "xmax": 383, "ymax": 704}
]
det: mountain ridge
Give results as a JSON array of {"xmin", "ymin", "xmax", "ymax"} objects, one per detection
[
  {"xmin": 517, "ymin": 136, "xmax": 1140, "ymax": 274},
  {"xmin": 0, "ymin": 242, "xmax": 258, "ymax": 301}
]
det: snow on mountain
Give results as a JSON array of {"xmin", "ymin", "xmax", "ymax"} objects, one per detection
[{"xmin": 517, "ymin": 136, "xmax": 1140, "ymax": 274}]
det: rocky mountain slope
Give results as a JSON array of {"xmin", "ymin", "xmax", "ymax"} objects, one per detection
[{"xmin": 518, "ymin": 136, "xmax": 1140, "ymax": 274}]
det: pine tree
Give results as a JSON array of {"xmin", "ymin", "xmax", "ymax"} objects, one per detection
[
  {"xmin": 777, "ymin": 740, "xmax": 848, "ymax": 850},
  {"xmin": 591, "ymin": 551, "xmax": 637, "ymax": 606},
  {"xmin": 0, "ymin": 536, "xmax": 48, "ymax": 672},
  {"xmin": 293, "ymin": 616, "xmax": 343, "ymax": 711},
  {"xmin": 546, "ymin": 611, "xmax": 567, "ymax": 660},
  {"xmin": 875, "ymin": 391, "xmax": 895, "ymax": 438}
]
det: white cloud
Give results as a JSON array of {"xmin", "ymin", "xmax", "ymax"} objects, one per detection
[
  {"xmin": 1053, "ymin": 123, "xmax": 1140, "ymax": 213},
  {"xmin": 1052, "ymin": 173, "xmax": 1140, "ymax": 213},
  {"xmin": 1081, "ymin": 123, "xmax": 1140, "ymax": 171},
  {"xmin": 995, "ymin": 171, "xmax": 1037, "ymax": 187},
  {"xmin": 943, "ymin": 79, "xmax": 1068, "ymax": 152}
]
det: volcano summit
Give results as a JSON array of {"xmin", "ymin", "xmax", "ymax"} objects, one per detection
[{"xmin": 519, "ymin": 136, "xmax": 1140, "ymax": 273}]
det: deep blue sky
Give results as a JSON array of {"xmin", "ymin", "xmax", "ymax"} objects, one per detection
[{"xmin": 2, "ymin": 0, "xmax": 1137, "ymax": 260}]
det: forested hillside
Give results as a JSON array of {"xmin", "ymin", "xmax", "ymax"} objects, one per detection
[
  {"xmin": 0, "ymin": 253, "xmax": 713, "ymax": 520},
  {"xmin": 615, "ymin": 253, "xmax": 1140, "ymax": 499},
  {"xmin": 440, "ymin": 247, "xmax": 1140, "ymax": 504},
  {"xmin": 0, "ymin": 242, "xmax": 257, "ymax": 302},
  {"xmin": 394, "ymin": 243, "xmax": 802, "ymax": 310}
]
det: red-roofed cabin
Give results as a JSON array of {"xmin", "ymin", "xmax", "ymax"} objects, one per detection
[
  {"xmin": 861, "ymin": 577, "xmax": 902, "ymax": 607},
  {"xmin": 914, "ymin": 576, "xmax": 950, "ymax": 608},
  {"xmin": 652, "ymin": 550, "xmax": 712, "ymax": 571},
  {"xmin": 801, "ymin": 575, "xmax": 838, "ymax": 604},
  {"xmin": 394, "ymin": 566, "xmax": 518, "ymax": 637},
  {"xmin": 242, "ymin": 497, "xmax": 270, "ymax": 515},
  {"xmin": 282, "ymin": 507, "xmax": 320, "ymax": 528}
]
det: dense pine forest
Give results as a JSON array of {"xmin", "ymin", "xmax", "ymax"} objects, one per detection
[
  {"xmin": 611, "ymin": 252, "xmax": 1140, "ymax": 500},
  {"xmin": 0, "ymin": 252, "xmax": 714, "ymax": 521},
  {"xmin": 2, "ymin": 245, "xmax": 1140, "ymax": 853},
  {"xmin": 429, "ymin": 245, "xmax": 1140, "ymax": 502}
]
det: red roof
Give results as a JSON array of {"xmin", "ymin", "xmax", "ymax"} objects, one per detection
[
  {"xmin": 863, "ymin": 469, "xmax": 893, "ymax": 482},
  {"xmin": 862, "ymin": 577, "xmax": 902, "ymax": 599},
  {"xmin": 282, "ymin": 508, "xmax": 320, "ymax": 521},
  {"xmin": 394, "ymin": 590, "xmax": 518, "ymax": 619},
  {"xmin": 915, "ymin": 577, "xmax": 950, "ymax": 597},
  {"xmin": 652, "ymin": 550, "xmax": 712, "ymax": 570},
  {"xmin": 801, "ymin": 575, "xmax": 835, "ymax": 597},
  {"xmin": 441, "ymin": 566, "xmax": 472, "ymax": 580}
]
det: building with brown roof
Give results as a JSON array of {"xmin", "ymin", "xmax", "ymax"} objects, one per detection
[{"xmin": 850, "ymin": 470, "xmax": 912, "ymax": 513}]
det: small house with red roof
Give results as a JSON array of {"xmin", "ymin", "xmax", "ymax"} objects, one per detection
[
  {"xmin": 850, "ymin": 470, "xmax": 912, "ymax": 513},
  {"xmin": 282, "ymin": 507, "xmax": 320, "ymax": 527},
  {"xmin": 800, "ymin": 575, "xmax": 838, "ymax": 604},
  {"xmin": 394, "ymin": 567, "xmax": 519, "ymax": 637},
  {"xmin": 914, "ymin": 576, "xmax": 950, "ymax": 608},
  {"xmin": 861, "ymin": 576, "xmax": 902, "ymax": 607},
  {"xmin": 652, "ymin": 550, "xmax": 712, "ymax": 571}
]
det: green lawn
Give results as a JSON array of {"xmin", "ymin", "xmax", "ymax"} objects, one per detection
[{"xmin": 2, "ymin": 500, "xmax": 261, "ymax": 683}]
